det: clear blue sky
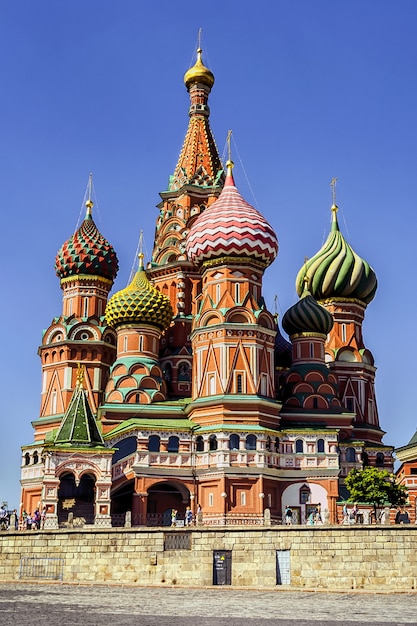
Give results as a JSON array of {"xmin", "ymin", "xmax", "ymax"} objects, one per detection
[{"xmin": 1, "ymin": 0, "xmax": 416, "ymax": 507}]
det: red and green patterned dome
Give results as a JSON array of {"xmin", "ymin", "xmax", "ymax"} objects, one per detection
[
  {"xmin": 55, "ymin": 200, "xmax": 119, "ymax": 281},
  {"xmin": 105, "ymin": 255, "xmax": 173, "ymax": 331},
  {"xmin": 296, "ymin": 204, "xmax": 377, "ymax": 304}
]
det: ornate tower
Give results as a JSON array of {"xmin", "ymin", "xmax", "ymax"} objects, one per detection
[
  {"xmin": 186, "ymin": 157, "xmax": 279, "ymax": 428},
  {"xmin": 102, "ymin": 252, "xmax": 173, "ymax": 422},
  {"xmin": 147, "ymin": 47, "xmax": 224, "ymax": 399},
  {"xmin": 36, "ymin": 179, "xmax": 119, "ymax": 443},
  {"xmin": 295, "ymin": 191, "xmax": 386, "ymax": 450}
]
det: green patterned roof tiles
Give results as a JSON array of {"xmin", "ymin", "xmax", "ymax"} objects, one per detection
[
  {"xmin": 282, "ymin": 286, "xmax": 333, "ymax": 336},
  {"xmin": 296, "ymin": 206, "xmax": 377, "ymax": 304}
]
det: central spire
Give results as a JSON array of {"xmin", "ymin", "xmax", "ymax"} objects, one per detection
[{"xmin": 168, "ymin": 43, "xmax": 223, "ymax": 192}]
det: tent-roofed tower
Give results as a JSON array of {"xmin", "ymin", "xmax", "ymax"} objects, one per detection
[
  {"xmin": 148, "ymin": 44, "xmax": 224, "ymax": 399},
  {"xmin": 22, "ymin": 365, "xmax": 114, "ymax": 529}
]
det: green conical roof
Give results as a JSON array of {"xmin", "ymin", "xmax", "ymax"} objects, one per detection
[
  {"xmin": 296, "ymin": 205, "xmax": 377, "ymax": 304},
  {"xmin": 54, "ymin": 371, "xmax": 104, "ymax": 446}
]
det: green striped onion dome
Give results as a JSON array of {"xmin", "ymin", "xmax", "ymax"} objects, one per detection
[
  {"xmin": 55, "ymin": 201, "xmax": 119, "ymax": 281},
  {"xmin": 105, "ymin": 256, "xmax": 173, "ymax": 331},
  {"xmin": 282, "ymin": 284, "xmax": 333, "ymax": 337},
  {"xmin": 296, "ymin": 205, "xmax": 377, "ymax": 304}
]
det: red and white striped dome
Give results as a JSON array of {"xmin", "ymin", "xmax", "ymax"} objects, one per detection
[{"xmin": 186, "ymin": 161, "xmax": 278, "ymax": 267}]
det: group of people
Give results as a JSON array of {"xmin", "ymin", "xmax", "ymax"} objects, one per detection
[
  {"xmin": 0, "ymin": 507, "xmax": 46, "ymax": 531},
  {"xmin": 284, "ymin": 504, "xmax": 323, "ymax": 526},
  {"xmin": 170, "ymin": 504, "xmax": 202, "ymax": 527}
]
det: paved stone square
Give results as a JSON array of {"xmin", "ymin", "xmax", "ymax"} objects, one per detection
[{"xmin": 0, "ymin": 584, "xmax": 415, "ymax": 625}]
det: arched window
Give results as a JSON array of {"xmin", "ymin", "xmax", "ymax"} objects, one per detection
[
  {"xmin": 246, "ymin": 434, "xmax": 257, "ymax": 450},
  {"xmin": 317, "ymin": 439, "xmax": 325, "ymax": 453},
  {"xmin": 345, "ymin": 447, "xmax": 356, "ymax": 463},
  {"xmin": 376, "ymin": 452, "xmax": 384, "ymax": 467},
  {"xmin": 266, "ymin": 436, "xmax": 271, "ymax": 451},
  {"xmin": 148, "ymin": 435, "xmax": 160, "ymax": 452},
  {"xmin": 295, "ymin": 439, "xmax": 304, "ymax": 453},
  {"xmin": 275, "ymin": 437, "xmax": 280, "ymax": 452},
  {"xmin": 24, "ymin": 452, "xmax": 30, "ymax": 466},
  {"xmin": 361, "ymin": 451, "xmax": 369, "ymax": 467},
  {"xmin": 167, "ymin": 436, "xmax": 179, "ymax": 453},
  {"xmin": 229, "ymin": 434, "xmax": 240, "ymax": 450},
  {"xmin": 178, "ymin": 362, "xmax": 190, "ymax": 381},
  {"xmin": 196, "ymin": 435, "xmax": 204, "ymax": 452},
  {"xmin": 209, "ymin": 435, "xmax": 218, "ymax": 451},
  {"xmin": 33, "ymin": 451, "xmax": 39, "ymax": 464}
]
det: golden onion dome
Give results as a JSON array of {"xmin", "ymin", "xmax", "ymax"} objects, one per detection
[
  {"xmin": 105, "ymin": 255, "xmax": 173, "ymax": 331},
  {"xmin": 184, "ymin": 48, "xmax": 215, "ymax": 89}
]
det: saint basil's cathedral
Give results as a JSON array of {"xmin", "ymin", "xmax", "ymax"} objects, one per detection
[{"xmin": 20, "ymin": 46, "xmax": 396, "ymax": 528}]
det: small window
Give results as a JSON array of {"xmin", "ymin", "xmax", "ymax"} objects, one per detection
[
  {"xmin": 24, "ymin": 453, "xmax": 30, "ymax": 466},
  {"xmin": 209, "ymin": 435, "xmax": 218, "ymax": 451},
  {"xmin": 345, "ymin": 447, "xmax": 356, "ymax": 463},
  {"xmin": 196, "ymin": 435, "xmax": 204, "ymax": 452},
  {"xmin": 376, "ymin": 452, "xmax": 384, "ymax": 467},
  {"xmin": 167, "ymin": 436, "xmax": 179, "ymax": 453},
  {"xmin": 317, "ymin": 439, "xmax": 325, "ymax": 453},
  {"xmin": 148, "ymin": 435, "xmax": 160, "ymax": 452},
  {"xmin": 295, "ymin": 439, "xmax": 304, "ymax": 453},
  {"xmin": 33, "ymin": 451, "xmax": 39, "ymax": 464},
  {"xmin": 208, "ymin": 493, "xmax": 214, "ymax": 507},
  {"xmin": 237, "ymin": 374, "xmax": 243, "ymax": 394},
  {"xmin": 229, "ymin": 434, "xmax": 240, "ymax": 450},
  {"xmin": 245, "ymin": 434, "xmax": 257, "ymax": 451},
  {"xmin": 240, "ymin": 491, "xmax": 246, "ymax": 506},
  {"xmin": 341, "ymin": 323, "xmax": 346, "ymax": 342}
]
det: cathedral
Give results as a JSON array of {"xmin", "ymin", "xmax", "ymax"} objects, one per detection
[{"xmin": 20, "ymin": 46, "xmax": 393, "ymax": 528}]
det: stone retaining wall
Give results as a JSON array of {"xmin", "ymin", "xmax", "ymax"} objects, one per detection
[{"xmin": 1, "ymin": 525, "xmax": 416, "ymax": 590}]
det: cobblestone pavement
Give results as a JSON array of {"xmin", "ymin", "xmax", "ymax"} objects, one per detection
[{"xmin": 0, "ymin": 583, "xmax": 415, "ymax": 626}]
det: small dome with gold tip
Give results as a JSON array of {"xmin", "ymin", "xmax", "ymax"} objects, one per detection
[
  {"xmin": 184, "ymin": 48, "xmax": 215, "ymax": 89},
  {"xmin": 105, "ymin": 255, "xmax": 173, "ymax": 331},
  {"xmin": 55, "ymin": 199, "xmax": 119, "ymax": 282}
]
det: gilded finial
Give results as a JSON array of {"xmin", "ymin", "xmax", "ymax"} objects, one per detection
[
  {"xmin": 86, "ymin": 173, "xmax": 94, "ymax": 217},
  {"xmin": 76, "ymin": 363, "xmax": 85, "ymax": 388},
  {"xmin": 330, "ymin": 177, "xmax": 338, "ymax": 213},
  {"xmin": 226, "ymin": 130, "xmax": 234, "ymax": 173},
  {"xmin": 138, "ymin": 230, "xmax": 144, "ymax": 270},
  {"xmin": 184, "ymin": 33, "xmax": 215, "ymax": 89}
]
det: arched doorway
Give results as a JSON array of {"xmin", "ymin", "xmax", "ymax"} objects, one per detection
[
  {"xmin": 147, "ymin": 481, "xmax": 190, "ymax": 526},
  {"xmin": 110, "ymin": 480, "xmax": 135, "ymax": 526},
  {"xmin": 57, "ymin": 472, "xmax": 95, "ymax": 525}
]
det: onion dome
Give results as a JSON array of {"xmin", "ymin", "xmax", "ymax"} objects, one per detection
[
  {"xmin": 282, "ymin": 282, "xmax": 334, "ymax": 337},
  {"xmin": 186, "ymin": 160, "xmax": 278, "ymax": 268},
  {"xmin": 55, "ymin": 200, "xmax": 119, "ymax": 281},
  {"xmin": 184, "ymin": 47, "xmax": 215, "ymax": 89},
  {"xmin": 105, "ymin": 254, "xmax": 173, "ymax": 331},
  {"xmin": 296, "ymin": 204, "xmax": 377, "ymax": 304}
]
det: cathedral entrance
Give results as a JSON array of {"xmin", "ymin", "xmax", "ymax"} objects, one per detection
[
  {"xmin": 146, "ymin": 481, "xmax": 190, "ymax": 526},
  {"xmin": 57, "ymin": 472, "xmax": 95, "ymax": 526}
]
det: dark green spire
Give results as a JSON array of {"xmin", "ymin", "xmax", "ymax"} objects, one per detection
[{"xmin": 54, "ymin": 366, "xmax": 104, "ymax": 447}]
